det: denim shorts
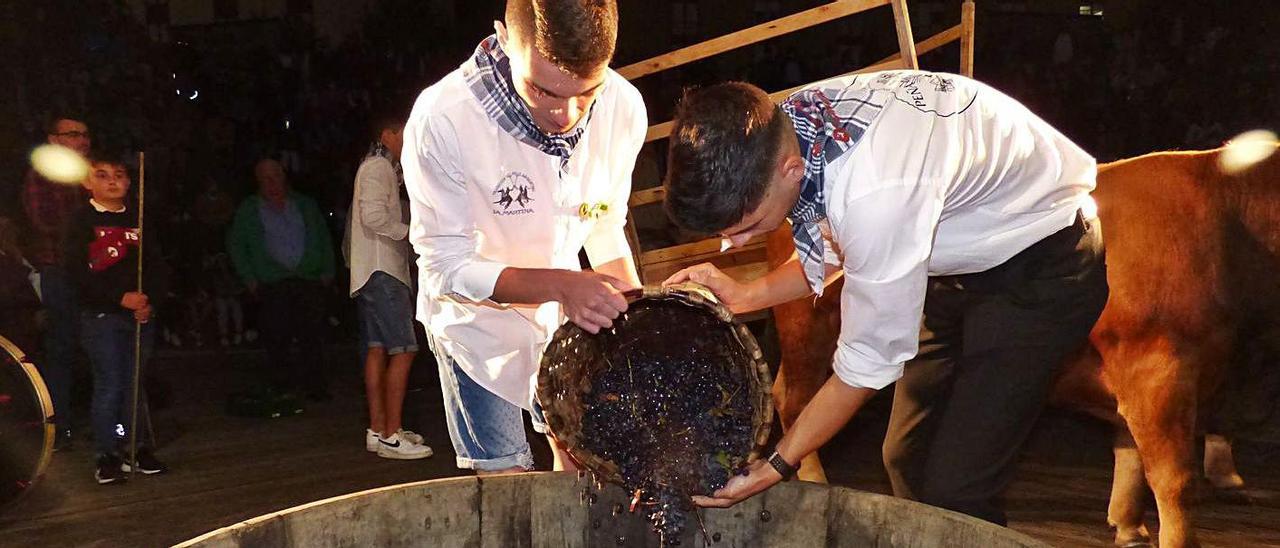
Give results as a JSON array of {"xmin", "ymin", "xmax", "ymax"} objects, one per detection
[
  {"xmin": 355, "ymin": 272, "xmax": 418, "ymax": 355},
  {"xmin": 437, "ymin": 355, "xmax": 548, "ymax": 471}
]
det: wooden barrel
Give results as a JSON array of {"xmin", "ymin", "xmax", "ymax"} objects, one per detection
[
  {"xmin": 176, "ymin": 473, "xmax": 1048, "ymax": 547},
  {"xmin": 0, "ymin": 335, "xmax": 55, "ymax": 511}
]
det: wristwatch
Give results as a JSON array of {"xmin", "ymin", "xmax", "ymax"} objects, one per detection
[{"xmin": 767, "ymin": 449, "xmax": 797, "ymax": 479}]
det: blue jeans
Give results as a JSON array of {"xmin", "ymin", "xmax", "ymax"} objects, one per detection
[
  {"xmin": 437, "ymin": 356, "xmax": 547, "ymax": 471},
  {"xmin": 39, "ymin": 266, "xmax": 78, "ymax": 431},
  {"xmin": 81, "ymin": 312, "xmax": 154, "ymax": 456},
  {"xmin": 355, "ymin": 272, "xmax": 418, "ymax": 355}
]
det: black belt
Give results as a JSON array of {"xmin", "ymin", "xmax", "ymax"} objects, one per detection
[{"xmin": 935, "ymin": 209, "xmax": 1094, "ymax": 291}]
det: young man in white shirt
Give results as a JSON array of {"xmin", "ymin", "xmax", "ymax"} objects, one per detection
[
  {"xmin": 664, "ymin": 72, "xmax": 1108, "ymax": 524},
  {"xmin": 348, "ymin": 116, "xmax": 432, "ymax": 460},
  {"xmin": 403, "ymin": 0, "xmax": 646, "ymax": 474}
]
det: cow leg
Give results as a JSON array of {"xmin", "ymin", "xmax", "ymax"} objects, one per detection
[
  {"xmin": 1203, "ymin": 434, "xmax": 1245, "ymax": 490},
  {"xmin": 1108, "ymin": 427, "xmax": 1152, "ymax": 547},
  {"xmin": 1114, "ymin": 349, "xmax": 1201, "ymax": 548},
  {"xmin": 773, "ymin": 359, "xmax": 829, "ymax": 483}
]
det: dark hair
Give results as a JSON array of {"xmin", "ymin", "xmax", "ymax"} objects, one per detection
[
  {"xmin": 664, "ymin": 82, "xmax": 788, "ymax": 234},
  {"xmin": 506, "ymin": 0, "xmax": 618, "ymax": 78},
  {"xmin": 46, "ymin": 115, "xmax": 87, "ymax": 135},
  {"xmin": 86, "ymin": 150, "xmax": 127, "ymax": 170},
  {"xmin": 370, "ymin": 115, "xmax": 405, "ymax": 142}
]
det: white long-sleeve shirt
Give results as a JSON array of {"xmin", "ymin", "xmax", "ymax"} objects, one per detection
[
  {"xmin": 403, "ymin": 67, "xmax": 647, "ymax": 408},
  {"xmin": 347, "ymin": 155, "xmax": 413, "ymax": 294},
  {"xmin": 813, "ymin": 71, "xmax": 1097, "ymax": 390}
]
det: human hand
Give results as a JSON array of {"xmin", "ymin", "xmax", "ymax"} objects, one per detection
[
  {"xmin": 121, "ymin": 291, "xmax": 149, "ymax": 311},
  {"xmin": 556, "ymin": 271, "xmax": 629, "ymax": 334},
  {"xmin": 134, "ymin": 304, "xmax": 153, "ymax": 324},
  {"xmin": 663, "ymin": 263, "xmax": 754, "ymax": 313},
  {"xmin": 691, "ymin": 458, "xmax": 782, "ymax": 508}
]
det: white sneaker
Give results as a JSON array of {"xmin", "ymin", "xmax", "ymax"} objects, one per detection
[
  {"xmin": 376, "ymin": 433, "xmax": 433, "ymax": 460},
  {"xmin": 367, "ymin": 428, "xmax": 424, "ymax": 451},
  {"xmin": 397, "ymin": 429, "xmax": 425, "ymax": 446}
]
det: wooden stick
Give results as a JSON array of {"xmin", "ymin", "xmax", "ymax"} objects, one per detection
[
  {"xmin": 128, "ymin": 151, "xmax": 145, "ymax": 476},
  {"xmin": 616, "ymin": 0, "xmax": 891, "ymax": 80},
  {"xmin": 640, "ymin": 56, "xmax": 891, "ymax": 145},
  {"xmin": 628, "ymin": 186, "xmax": 667, "ymax": 208},
  {"xmin": 638, "ymin": 24, "xmax": 960, "ymax": 145},
  {"xmin": 960, "ymin": 0, "xmax": 976, "ymax": 77},
  {"xmin": 872, "ymin": 24, "xmax": 961, "ymax": 67},
  {"xmin": 638, "ymin": 233, "xmax": 767, "ymax": 265},
  {"xmin": 889, "ymin": 0, "xmax": 920, "ymax": 70}
]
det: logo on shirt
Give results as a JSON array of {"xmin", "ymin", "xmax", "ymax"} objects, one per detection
[
  {"xmin": 88, "ymin": 226, "xmax": 140, "ymax": 272},
  {"xmin": 871, "ymin": 71, "xmax": 974, "ymax": 117},
  {"xmin": 492, "ymin": 171, "xmax": 535, "ymax": 216}
]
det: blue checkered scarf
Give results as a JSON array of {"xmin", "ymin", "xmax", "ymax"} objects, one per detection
[
  {"xmin": 464, "ymin": 35, "xmax": 588, "ymax": 171},
  {"xmin": 781, "ymin": 82, "xmax": 885, "ymax": 296}
]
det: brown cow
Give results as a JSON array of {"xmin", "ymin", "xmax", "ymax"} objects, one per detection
[{"xmin": 767, "ymin": 144, "xmax": 1280, "ymax": 548}]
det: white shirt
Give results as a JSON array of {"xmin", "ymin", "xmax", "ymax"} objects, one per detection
[
  {"xmin": 347, "ymin": 155, "xmax": 413, "ymax": 294},
  {"xmin": 403, "ymin": 67, "xmax": 647, "ymax": 408},
  {"xmin": 814, "ymin": 71, "xmax": 1097, "ymax": 390}
]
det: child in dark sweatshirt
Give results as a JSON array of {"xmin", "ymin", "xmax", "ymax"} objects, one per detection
[{"xmin": 63, "ymin": 155, "xmax": 169, "ymax": 485}]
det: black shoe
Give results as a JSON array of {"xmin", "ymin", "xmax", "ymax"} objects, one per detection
[
  {"xmin": 121, "ymin": 449, "xmax": 168, "ymax": 475},
  {"xmin": 95, "ymin": 454, "xmax": 127, "ymax": 485},
  {"xmin": 53, "ymin": 428, "xmax": 73, "ymax": 452}
]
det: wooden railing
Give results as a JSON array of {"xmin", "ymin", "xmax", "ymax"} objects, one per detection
[{"xmin": 621, "ymin": 0, "xmax": 977, "ymax": 286}]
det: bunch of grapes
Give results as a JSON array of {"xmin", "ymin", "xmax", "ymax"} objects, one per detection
[
  {"xmin": 575, "ymin": 298, "xmax": 757, "ymax": 545},
  {"xmin": 645, "ymin": 489, "xmax": 691, "ymax": 545}
]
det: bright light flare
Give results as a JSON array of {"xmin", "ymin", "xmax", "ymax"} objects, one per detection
[
  {"xmin": 1218, "ymin": 129, "xmax": 1278, "ymax": 175},
  {"xmin": 30, "ymin": 144, "xmax": 89, "ymax": 184}
]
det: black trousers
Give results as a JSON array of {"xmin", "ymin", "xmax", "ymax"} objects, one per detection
[
  {"xmin": 258, "ymin": 279, "xmax": 328, "ymax": 395},
  {"xmin": 882, "ymin": 211, "xmax": 1108, "ymax": 525}
]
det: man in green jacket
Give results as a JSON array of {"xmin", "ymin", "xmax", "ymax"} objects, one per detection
[{"xmin": 227, "ymin": 158, "xmax": 336, "ymax": 400}]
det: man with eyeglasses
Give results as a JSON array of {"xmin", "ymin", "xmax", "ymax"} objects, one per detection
[
  {"xmin": 403, "ymin": 0, "xmax": 646, "ymax": 474},
  {"xmin": 22, "ymin": 116, "xmax": 92, "ymax": 451}
]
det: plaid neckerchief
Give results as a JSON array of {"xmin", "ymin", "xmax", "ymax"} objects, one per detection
[
  {"xmin": 781, "ymin": 81, "xmax": 885, "ymax": 296},
  {"xmin": 464, "ymin": 35, "xmax": 592, "ymax": 172}
]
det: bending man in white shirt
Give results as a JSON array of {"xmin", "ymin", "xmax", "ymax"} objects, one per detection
[
  {"xmin": 348, "ymin": 116, "xmax": 433, "ymax": 460},
  {"xmin": 403, "ymin": 0, "xmax": 646, "ymax": 474},
  {"xmin": 663, "ymin": 72, "xmax": 1108, "ymax": 525}
]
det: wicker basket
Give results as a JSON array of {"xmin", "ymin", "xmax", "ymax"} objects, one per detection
[{"xmin": 536, "ymin": 283, "xmax": 773, "ymax": 485}]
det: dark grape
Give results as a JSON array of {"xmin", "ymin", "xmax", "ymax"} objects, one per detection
[{"xmin": 565, "ymin": 298, "xmax": 757, "ymax": 546}]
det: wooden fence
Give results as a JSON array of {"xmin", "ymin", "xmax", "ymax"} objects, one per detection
[{"xmin": 617, "ymin": 0, "xmax": 977, "ymax": 287}]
